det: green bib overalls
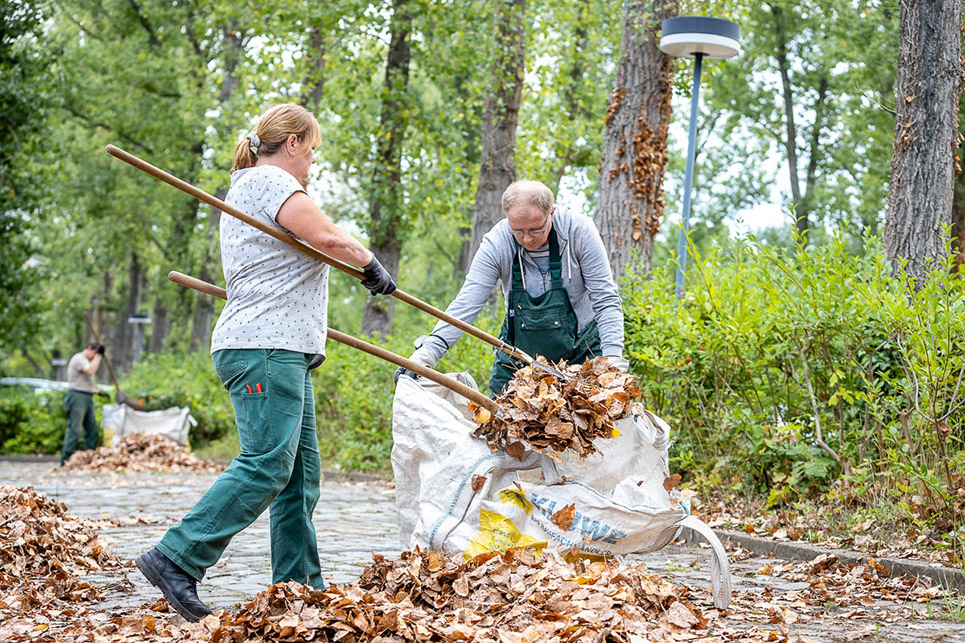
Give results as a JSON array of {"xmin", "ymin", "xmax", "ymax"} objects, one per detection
[{"xmin": 488, "ymin": 227, "xmax": 602, "ymax": 394}]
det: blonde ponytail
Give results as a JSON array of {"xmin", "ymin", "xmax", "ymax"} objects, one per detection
[{"xmin": 231, "ymin": 138, "xmax": 258, "ymax": 172}]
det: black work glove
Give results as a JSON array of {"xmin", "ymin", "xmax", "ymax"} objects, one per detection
[
  {"xmin": 96, "ymin": 390, "xmax": 110, "ymax": 399},
  {"xmin": 361, "ymin": 256, "xmax": 397, "ymax": 296},
  {"xmin": 96, "ymin": 344, "xmax": 106, "ymax": 355},
  {"xmin": 394, "ymin": 366, "xmax": 420, "ymax": 384}
]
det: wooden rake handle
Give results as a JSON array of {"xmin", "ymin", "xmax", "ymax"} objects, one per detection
[
  {"xmin": 106, "ymin": 144, "xmax": 528, "ymax": 364},
  {"xmin": 167, "ymin": 271, "xmax": 501, "ymax": 416}
]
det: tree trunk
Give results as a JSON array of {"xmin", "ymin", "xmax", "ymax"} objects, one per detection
[
  {"xmin": 168, "ymin": 145, "xmax": 204, "ymax": 343},
  {"xmin": 112, "ymin": 251, "xmax": 144, "ymax": 372},
  {"xmin": 189, "ymin": 199, "xmax": 221, "ymax": 354},
  {"xmin": 884, "ymin": 0, "xmax": 962, "ymax": 285},
  {"xmin": 464, "ymin": 0, "xmax": 526, "ymax": 273},
  {"xmin": 360, "ymin": 0, "xmax": 412, "ymax": 338},
  {"xmin": 799, "ymin": 74, "xmax": 829, "ymax": 224},
  {"xmin": 954, "ymin": 171, "xmax": 965, "ymax": 269},
  {"xmin": 771, "ymin": 4, "xmax": 807, "ymax": 241},
  {"xmin": 148, "ymin": 294, "xmax": 170, "ymax": 354},
  {"xmin": 952, "ymin": 116, "xmax": 965, "ymax": 269},
  {"xmin": 595, "ymin": 0, "xmax": 677, "ymax": 280},
  {"xmin": 301, "ymin": 25, "xmax": 327, "ymax": 109}
]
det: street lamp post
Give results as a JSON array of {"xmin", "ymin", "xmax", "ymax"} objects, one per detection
[{"xmin": 659, "ymin": 16, "xmax": 741, "ymax": 297}]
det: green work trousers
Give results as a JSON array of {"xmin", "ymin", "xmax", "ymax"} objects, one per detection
[
  {"xmin": 158, "ymin": 349, "xmax": 324, "ymax": 588},
  {"xmin": 62, "ymin": 390, "xmax": 100, "ymax": 466}
]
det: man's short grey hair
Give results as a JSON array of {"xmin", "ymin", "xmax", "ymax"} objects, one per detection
[{"xmin": 501, "ymin": 180, "xmax": 555, "ymax": 216}]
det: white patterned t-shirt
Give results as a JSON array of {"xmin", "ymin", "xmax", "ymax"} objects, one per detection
[{"xmin": 210, "ymin": 165, "xmax": 329, "ymax": 366}]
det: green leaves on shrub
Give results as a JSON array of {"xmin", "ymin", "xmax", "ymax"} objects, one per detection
[
  {"xmin": 0, "ymin": 387, "xmax": 68, "ymax": 454},
  {"xmin": 624, "ymin": 234, "xmax": 964, "ymax": 512}
]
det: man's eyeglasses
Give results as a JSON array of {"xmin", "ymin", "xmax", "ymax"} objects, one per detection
[{"xmin": 509, "ymin": 209, "xmax": 554, "ymax": 238}]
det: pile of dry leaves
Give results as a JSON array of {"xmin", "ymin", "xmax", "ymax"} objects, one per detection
[
  {"xmin": 0, "ymin": 486, "xmax": 122, "ymax": 613},
  {"xmin": 213, "ymin": 547, "xmax": 702, "ymax": 643},
  {"xmin": 60, "ymin": 433, "xmax": 222, "ymax": 474},
  {"xmin": 472, "ymin": 356, "xmax": 643, "ymax": 458}
]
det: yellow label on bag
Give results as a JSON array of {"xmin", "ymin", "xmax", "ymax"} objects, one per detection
[
  {"xmin": 498, "ymin": 487, "xmax": 533, "ymax": 514},
  {"xmin": 464, "ymin": 509, "xmax": 546, "ymax": 560}
]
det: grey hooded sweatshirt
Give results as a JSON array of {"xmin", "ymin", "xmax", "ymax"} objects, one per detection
[{"xmin": 411, "ymin": 206, "xmax": 624, "ymax": 368}]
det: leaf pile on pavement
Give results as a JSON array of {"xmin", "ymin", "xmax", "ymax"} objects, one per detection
[
  {"xmin": 59, "ymin": 433, "xmax": 223, "ymax": 474},
  {"xmin": 472, "ymin": 356, "xmax": 643, "ymax": 458},
  {"xmin": 212, "ymin": 547, "xmax": 704, "ymax": 642},
  {"xmin": 0, "ymin": 485, "xmax": 122, "ymax": 614}
]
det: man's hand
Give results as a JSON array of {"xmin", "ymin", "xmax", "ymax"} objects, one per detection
[
  {"xmin": 96, "ymin": 344, "xmax": 106, "ymax": 355},
  {"xmin": 96, "ymin": 390, "xmax": 110, "ymax": 399},
  {"xmin": 361, "ymin": 256, "xmax": 397, "ymax": 295},
  {"xmin": 394, "ymin": 367, "xmax": 420, "ymax": 384}
]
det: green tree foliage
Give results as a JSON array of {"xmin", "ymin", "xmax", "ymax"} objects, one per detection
[
  {"xmin": 0, "ymin": 0, "xmax": 52, "ymax": 358},
  {"xmin": 516, "ymin": 0, "xmax": 621, "ymax": 199},
  {"xmin": 681, "ymin": 0, "xmax": 897, "ymax": 244}
]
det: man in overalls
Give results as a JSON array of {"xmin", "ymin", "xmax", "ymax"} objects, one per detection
[{"xmin": 399, "ymin": 180, "xmax": 627, "ymax": 394}]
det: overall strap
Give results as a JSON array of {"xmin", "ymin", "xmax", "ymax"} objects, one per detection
[
  {"xmin": 511, "ymin": 239, "xmax": 525, "ymax": 290},
  {"xmin": 507, "ymin": 238, "xmax": 523, "ymax": 347},
  {"xmin": 547, "ymin": 226, "xmax": 563, "ymax": 288}
]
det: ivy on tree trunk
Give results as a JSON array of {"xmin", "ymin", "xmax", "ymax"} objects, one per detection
[{"xmin": 595, "ymin": 0, "xmax": 677, "ymax": 281}]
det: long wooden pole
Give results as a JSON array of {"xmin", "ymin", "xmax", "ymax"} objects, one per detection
[
  {"xmin": 167, "ymin": 271, "xmax": 501, "ymax": 416},
  {"xmin": 105, "ymin": 144, "xmax": 531, "ymax": 365}
]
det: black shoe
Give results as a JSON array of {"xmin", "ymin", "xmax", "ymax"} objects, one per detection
[{"xmin": 135, "ymin": 548, "xmax": 213, "ymax": 622}]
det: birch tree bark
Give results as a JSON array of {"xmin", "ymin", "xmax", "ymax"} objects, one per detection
[
  {"xmin": 884, "ymin": 0, "xmax": 962, "ymax": 285},
  {"xmin": 464, "ymin": 0, "xmax": 526, "ymax": 272},
  {"xmin": 594, "ymin": 0, "xmax": 677, "ymax": 280}
]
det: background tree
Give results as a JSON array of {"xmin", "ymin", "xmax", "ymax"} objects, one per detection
[
  {"xmin": 595, "ymin": 0, "xmax": 678, "ymax": 280},
  {"xmin": 883, "ymin": 0, "xmax": 962, "ymax": 284},
  {"xmin": 465, "ymin": 0, "xmax": 527, "ymax": 272},
  {"xmin": 360, "ymin": 0, "xmax": 413, "ymax": 338},
  {"xmin": 515, "ymin": 0, "xmax": 620, "ymax": 201},
  {"xmin": 691, "ymin": 1, "xmax": 898, "ymax": 248}
]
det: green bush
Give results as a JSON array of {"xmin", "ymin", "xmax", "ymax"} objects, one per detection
[
  {"xmin": 624, "ymin": 233, "xmax": 964, "ymax": 515},
  {"xmin": 0, "ymin": 387, "xmax": 69, "ymax": 454}
]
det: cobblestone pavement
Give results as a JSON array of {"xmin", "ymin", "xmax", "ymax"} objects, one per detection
[{"xmin": 3, "ymin": 459, "xmax": 965, "ymax": 642}]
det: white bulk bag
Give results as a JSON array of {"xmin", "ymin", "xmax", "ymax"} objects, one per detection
[
  {"xmin": 101, "ymin": 404, "xmax": 196, "ymax": 447},
  {"xmin": 391, "ymin": 375, "xmax": 731, "ymax": 608}
]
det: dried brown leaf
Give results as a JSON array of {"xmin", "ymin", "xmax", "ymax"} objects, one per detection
[{"xmin": 550, "ymin": 504, "xmax": 576, "ymax": 531}]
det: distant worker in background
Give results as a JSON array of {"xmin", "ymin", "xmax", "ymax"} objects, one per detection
[{"xmin": 60, "ymin": 342, "xmax": 109, "ymax": 466}]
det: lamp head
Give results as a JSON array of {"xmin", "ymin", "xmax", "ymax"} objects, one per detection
[{"xmin": 659, "ymin": 16, "xmax": 741, "ymax": 59}]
